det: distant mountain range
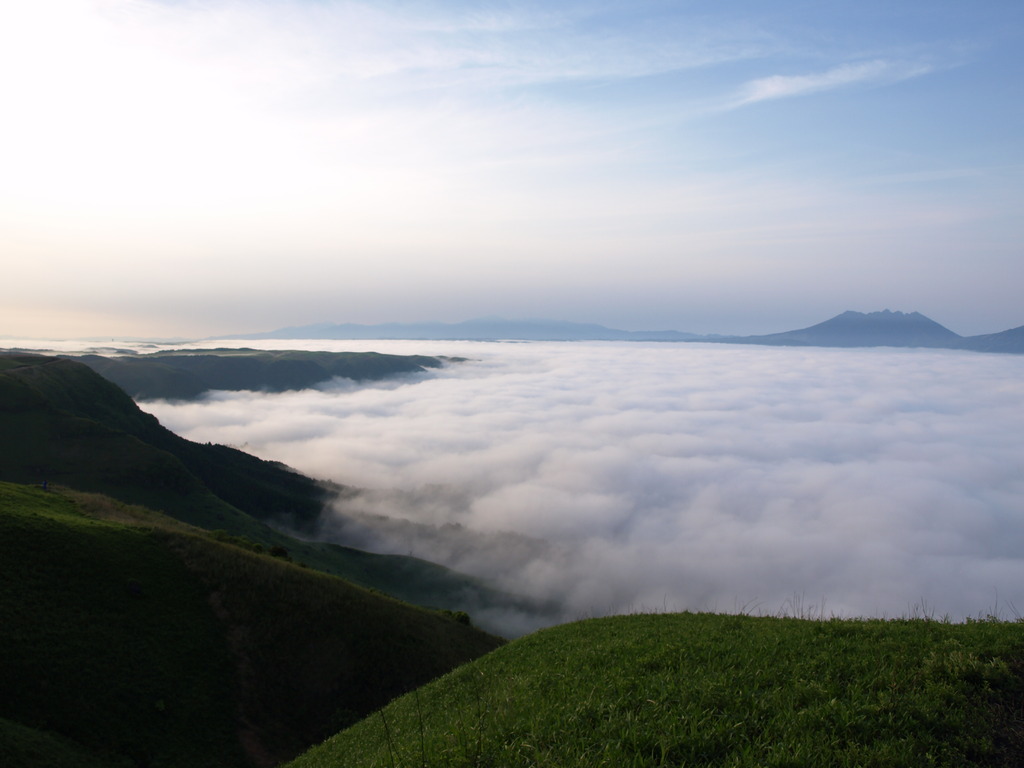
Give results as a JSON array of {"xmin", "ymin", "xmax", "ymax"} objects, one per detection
[
  {"xmin": 222, "ymin": 317, "xmax": 705, "ymax": 342},
  {"xmin": 723, "ymin": 310, "xmax": 968, "ymax": 349},
  {"xmin": 227, "ymin": 311, "xmax": 1024, "ymax": 353}
]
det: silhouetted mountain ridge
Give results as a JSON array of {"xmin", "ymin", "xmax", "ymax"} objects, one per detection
[
  {"xmin": 959, "ymin": 324, "xmax": 1024, "ymax": 353},
  {"xmin": 224, "ymin": 311, "xmax": 1024, "ymax": 352},
  {"xmin": 223, "ymin": 317, "xmax": 703, "ymax": 342},
  {"xmin": 728, "ymin": 310, "xmax": 963, "ymax": 348}
]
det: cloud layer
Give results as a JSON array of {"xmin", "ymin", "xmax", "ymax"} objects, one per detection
[{"xmin": 143, "ymin": 341, "xmax": 1024, "ymax": 634}]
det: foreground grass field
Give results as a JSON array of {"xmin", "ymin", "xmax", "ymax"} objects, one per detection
[{"xmin": 290, "ymin": 612, "xmax": 1024, "ymax": 768}]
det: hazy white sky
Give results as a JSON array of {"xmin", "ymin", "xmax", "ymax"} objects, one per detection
[{"xmin": 2, "ymin": 1, "xmax": 1022, "ymax": 338}]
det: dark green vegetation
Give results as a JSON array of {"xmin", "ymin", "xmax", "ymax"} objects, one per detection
[
  {"xmin": 69, "ymin": 349, "xmax": 450, "ymax": 400},
  {"xmin": 0, "ymin": 482, "xmax": 504, "ymax": 768},
  {"xmin": 290, "ymin": 612, "xmax": 1024, "ymax": 768},
  {"xmin": 0, "ymin": 352, "xmax": 528, "ymax": 616},
  {"xmin": 0, "ymin": 483, "xmax": 242, "ymax": 768}
]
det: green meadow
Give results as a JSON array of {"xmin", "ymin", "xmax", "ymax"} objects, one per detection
[{"xmin": 291, "ymin": 612, "xmax": 1024, "ymax": 768}]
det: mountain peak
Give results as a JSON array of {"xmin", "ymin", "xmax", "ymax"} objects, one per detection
[
  {"xmin": 747, "ymin": 310, "xmax": 962, "ymax": 348},
  {"xmin": 838, "ymin": 309, "xmax": 923, "ymax": 319}
]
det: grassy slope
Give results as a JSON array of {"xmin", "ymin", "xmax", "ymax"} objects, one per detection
[
  {"xmin": 0, "ymin": 482, "xmax": 243, "ymax": 768},
  {"xmin": 161, "ymin": 529, "xmax": 505, "ymax": 762},
  {"xmin": 0, "ymin": 482, "xmax": 504, "ymax": 767},
  {"xmin": 0, "ymin": 717, "xmax": 125, "ymax": 768},
  {"xmin": 290, "ymin": 612, "xmax": 1024, "ymax": 768},
  {"xmin": 0, "ymin": 354, "xmax": 525, "ymax": 617},
  {"xmin": 0, "ymin": 354, "xmax": 334, "ymax": 529}
]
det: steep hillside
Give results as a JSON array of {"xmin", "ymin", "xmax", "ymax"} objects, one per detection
[
  {"xmin": 0, "ymin": 482, "xmax": 504, "ymax": 767},
  {"xmin": 0, "ymin": 353, "xmax": 335, "ymax": 533},
  {"xmin": 0, "ymin": 353, "xmax": 527, "ymax": 620},
  {"xmin": 0, "ymin": 482, "xmax": 245, "ymax": 768},
  {"xmin": 290, "ymin": 612, "xmax": 1024, "ymax": 768}
]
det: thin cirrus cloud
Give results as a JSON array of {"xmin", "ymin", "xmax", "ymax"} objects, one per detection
[
  {"xmin": 300, "ymin": 4, "xmax": 772, "ymax": 87},
  {"xmin": 90, "ymin": 1, "xmax": 766, "ymax": 98},
  {"xmin": 0, "ymin": 1, "xmax": 776, "ymax": 207},
  {"xmin": 142, "ymin": 340, "xmax": 1024, "ymax": 636},
  {"xmin": 729, "ymin": 59, "xmax": 936, "ymax": 109}
]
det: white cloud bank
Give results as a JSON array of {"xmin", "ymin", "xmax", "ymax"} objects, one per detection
[{"xmin": 143, "ymin": 341, "xmax": 1024, "ymax": 634}]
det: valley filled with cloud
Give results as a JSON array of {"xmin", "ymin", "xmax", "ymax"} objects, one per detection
[{"xmin": 142, "ymin": 341, "xmax": 1024, "ymax": 635}]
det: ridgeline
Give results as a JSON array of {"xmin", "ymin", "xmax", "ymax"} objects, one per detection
[
  {"xmin": 67, "ymin": 348, "xmax": 451, "ymax": 401},
  {"xmin": 222, "ymin": 311, "xmax": 1024, "ymax": 352},
  {"xmin": 0, "ymin": 352, "xmax": 530, "ymax": 617}
]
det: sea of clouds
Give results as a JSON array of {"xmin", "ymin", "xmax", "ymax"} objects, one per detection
[{"xmin": 140, "ymin": 340, "xmax": 1024, "ymax": 636}]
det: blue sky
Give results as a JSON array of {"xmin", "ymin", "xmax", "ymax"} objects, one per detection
[{"xmin": 1, "ymin": 0, "xmax": 1022, "ymax": 337}]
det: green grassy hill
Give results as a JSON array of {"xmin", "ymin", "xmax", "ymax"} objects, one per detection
[
  {"xmin": 0, "ymin": 353, "xmax": 534, "ymax": 619},
  {"xmin": 0, "ymin": 353, "xmax": 324, "ymax": 527},
  {"xmin": 0, "ymin": 482, "xmax": 504, "ymax": 768},
  {"xmin": 289, "ymin": 612, "xmax": 1024, "ymax": 768}
]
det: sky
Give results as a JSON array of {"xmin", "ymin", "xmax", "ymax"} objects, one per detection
[
  {"xmin": 141, "ymin": 339, "xmax": 1024, "ymax": 636},
  {"xmin": 2, "ymin": 0, "xmax": 1023, "ymax": 338}
]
